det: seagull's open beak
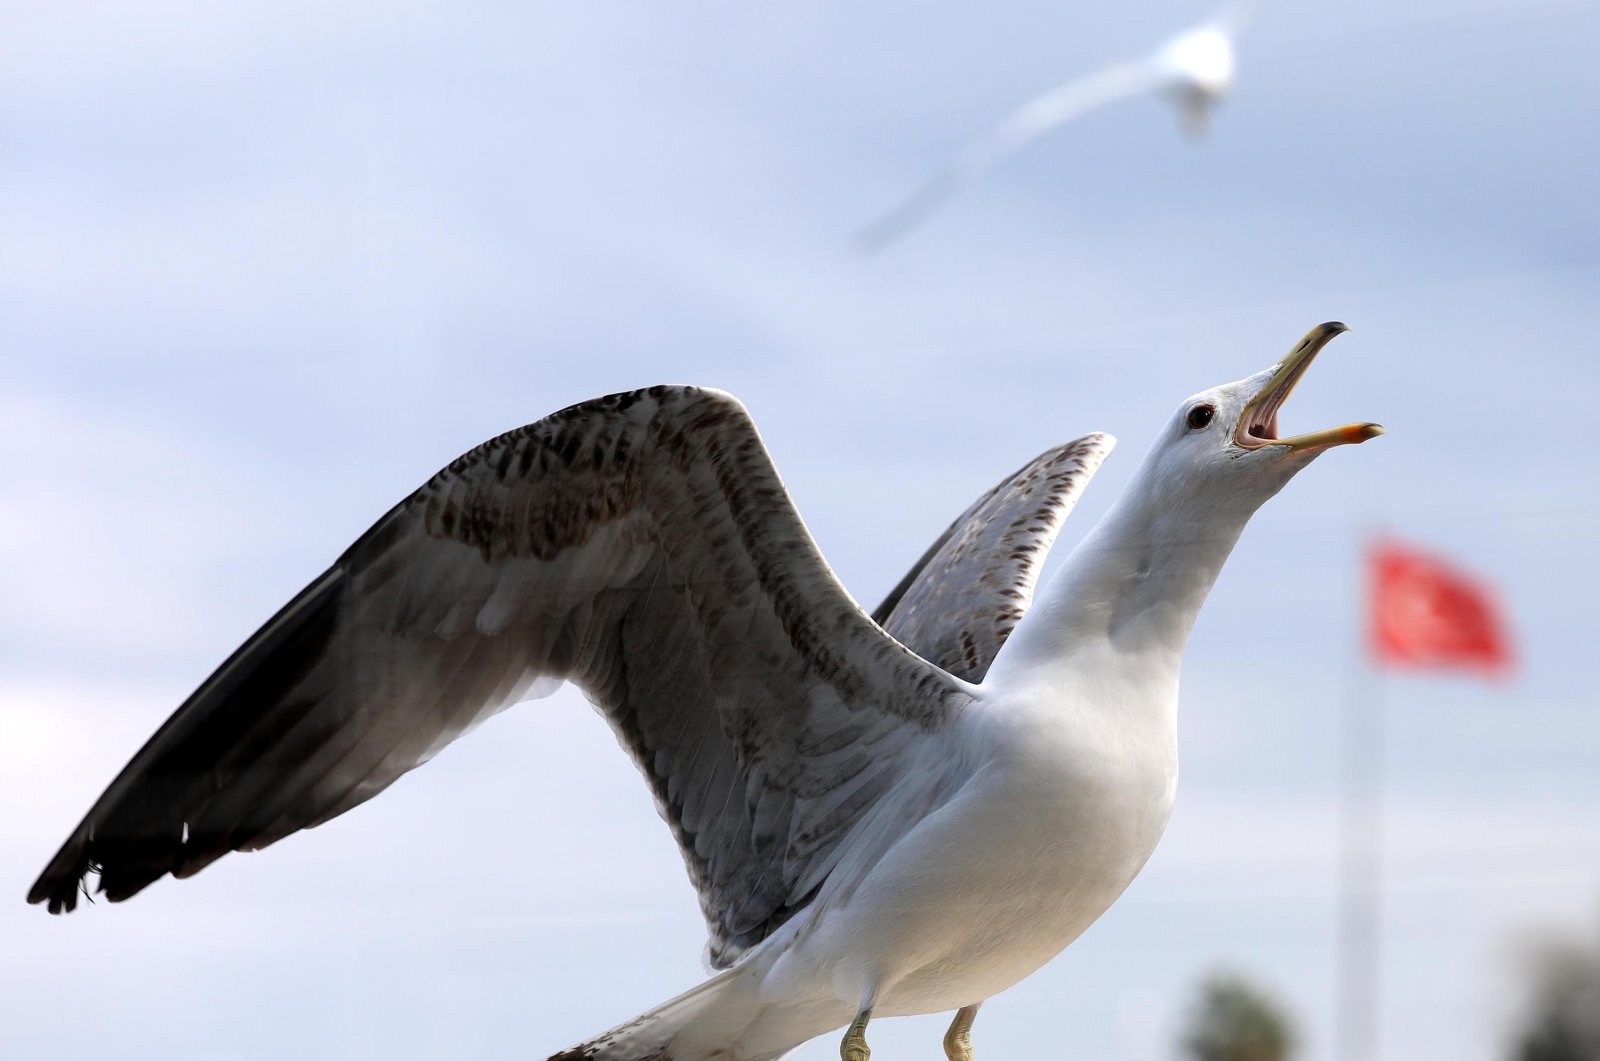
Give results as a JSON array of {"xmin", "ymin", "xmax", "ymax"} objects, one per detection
[{"xmin": 1235, "ymin": 322, "xmax": 1385, "ymax": 452}]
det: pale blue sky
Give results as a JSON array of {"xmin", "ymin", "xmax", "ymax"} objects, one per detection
[{"xmin": 3, "ymin": 2, "xmax": 1598, "ymax": 1059}]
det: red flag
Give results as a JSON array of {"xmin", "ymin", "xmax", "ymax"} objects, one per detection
[{"xmin": 1368, "ymin": 539, "xmax": 1513, "ymax": 675}]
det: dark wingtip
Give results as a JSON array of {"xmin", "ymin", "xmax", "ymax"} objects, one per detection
[
  {"xmin": 28, "ymin": 834, "xmax": 95, "ymax": 914},
  {"xmin": 28, "ymin": 877, "xmax": 83, "ymax": 915},
  {"xmin": 31, "ymin": 850, "xmax": 167, "ymax": 914}
]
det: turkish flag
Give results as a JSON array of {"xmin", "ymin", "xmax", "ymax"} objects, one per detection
[{"xmin": 1368, "ymin": 539, "xmax": 1513, "ymax": 675}]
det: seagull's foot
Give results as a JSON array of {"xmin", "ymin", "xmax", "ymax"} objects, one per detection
[
  {"xmin": 943, "ymin": 1003, "xmax": 980, "ymax": 1061},
  {"xmin": 840, "ymin": 1008, "xmax": 872, "ymax": 1061}
]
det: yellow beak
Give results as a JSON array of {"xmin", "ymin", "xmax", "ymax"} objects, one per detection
[{"xmin": 1235, "ymin": 322, "xmax": 1385, "ymax": 452}]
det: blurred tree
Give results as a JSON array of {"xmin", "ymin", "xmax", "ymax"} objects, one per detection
[
  {"xmin": 1181, "ymin": 973, "xmax": 1296, "ymax": 1061},
  {"xmin": 1511, "ymin": 933, "xmax": 1600, "ymax": 1061}
]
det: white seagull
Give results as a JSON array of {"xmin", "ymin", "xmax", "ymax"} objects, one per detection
[
  {"xmin": 31, "ymin": 322, "xmax": 1379, "ymax": 1061},
  {"xmin": 859, "ymin": 2, "xmax": 1253, "ymax": 250}
]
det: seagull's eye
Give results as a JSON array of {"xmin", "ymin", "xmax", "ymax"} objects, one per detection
[{"xmin": 1186, "ymin": 404, "xmax": 1215, "ymax": 431}]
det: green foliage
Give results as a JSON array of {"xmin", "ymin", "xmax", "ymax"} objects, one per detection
[{"xmin": 1182, "ymin": 973, "xmax": 1296, "ymax": 1061}]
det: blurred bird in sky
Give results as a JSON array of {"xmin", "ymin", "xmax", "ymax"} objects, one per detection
[{"xmin": 858, "ymin": 2, "xmax": 1253, "ymax": 251}]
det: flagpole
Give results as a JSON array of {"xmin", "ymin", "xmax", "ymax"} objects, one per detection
[
  {"xmin": 1334, "ymin": 533, "xmax": 1512, "ymax": 1059},
  {"xmin": 1336, "ymin": 546, "xmax": 1385, "ymax": 1061}
]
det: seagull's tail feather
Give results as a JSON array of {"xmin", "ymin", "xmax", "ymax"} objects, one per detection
[{"xmin": 546, "ymin": 966, "xmax": 792, "ymax": 1061}]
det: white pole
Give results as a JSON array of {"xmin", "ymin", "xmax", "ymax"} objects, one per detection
[{"xmin": 1336, "ymin": 578, "xmax": 1385, "ymax": 1061}]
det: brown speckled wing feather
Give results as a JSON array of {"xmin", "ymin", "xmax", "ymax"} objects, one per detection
[
  {"xmin": 29, "ymin": 386, "xmax": 972, "ymax": 968},
  {"xmin": 873, "ymin": 434, "xmax": 1114, "ymax": 682}
]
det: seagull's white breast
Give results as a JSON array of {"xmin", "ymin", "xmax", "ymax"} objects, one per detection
[{"xmin": 760, "ymin": 667, "xmax": 1179, "ymax": 1019}]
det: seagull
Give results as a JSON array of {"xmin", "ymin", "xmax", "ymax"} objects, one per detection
[
  {"xmin": 30, "ymin": 322, "xmax": 1379, "ymax": 1061},
  {"xmin": 858, "ymin": 2, "xmax": 1254, "ymax": 250}
]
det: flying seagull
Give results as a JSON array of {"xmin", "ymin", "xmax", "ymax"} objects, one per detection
[
  {"xmin": 859, "ymin": 2, "xmax": 1253, "ymax": 251},
  {"xmin": 30, "ymin": 323, "xmax": 1379, "ymax": 1061}
]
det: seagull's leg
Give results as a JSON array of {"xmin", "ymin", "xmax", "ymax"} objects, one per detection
[
  {"xmin": 840, "ymin": 1007, "xmax": 873, "ymax": 1061},
  {"xmin": 942, "ymin": 1003, "xmax": 980, "ymax": 1061}
]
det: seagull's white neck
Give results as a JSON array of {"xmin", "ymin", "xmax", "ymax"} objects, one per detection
[{"xmin": 985, "ymin": 450, "xmax": 1252, "ymax": 704}]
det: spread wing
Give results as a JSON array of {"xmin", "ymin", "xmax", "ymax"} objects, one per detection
[
  {"xmin": 873, "ymin": 434, "xmax": 1113, "ymax": 682},
  {"xmin": 857, "ymin": 61, "xmax": 1165, "ymax": 250},
  {"xmin": 29, "ymin": 386, "xmax": 974, "ymax": 968}
]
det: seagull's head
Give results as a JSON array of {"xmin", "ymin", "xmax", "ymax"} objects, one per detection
[
  {"xmin": 1146, "ymin": 322, "xmax": 1384, "ymax": 519},
  {"xmin": 1157, "ymin": 25, "xmax": 1236, "ymax": 97},
  {"xmin": 1156, "ymin": 24, "xmax": 1237, "ymax": 136}
]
